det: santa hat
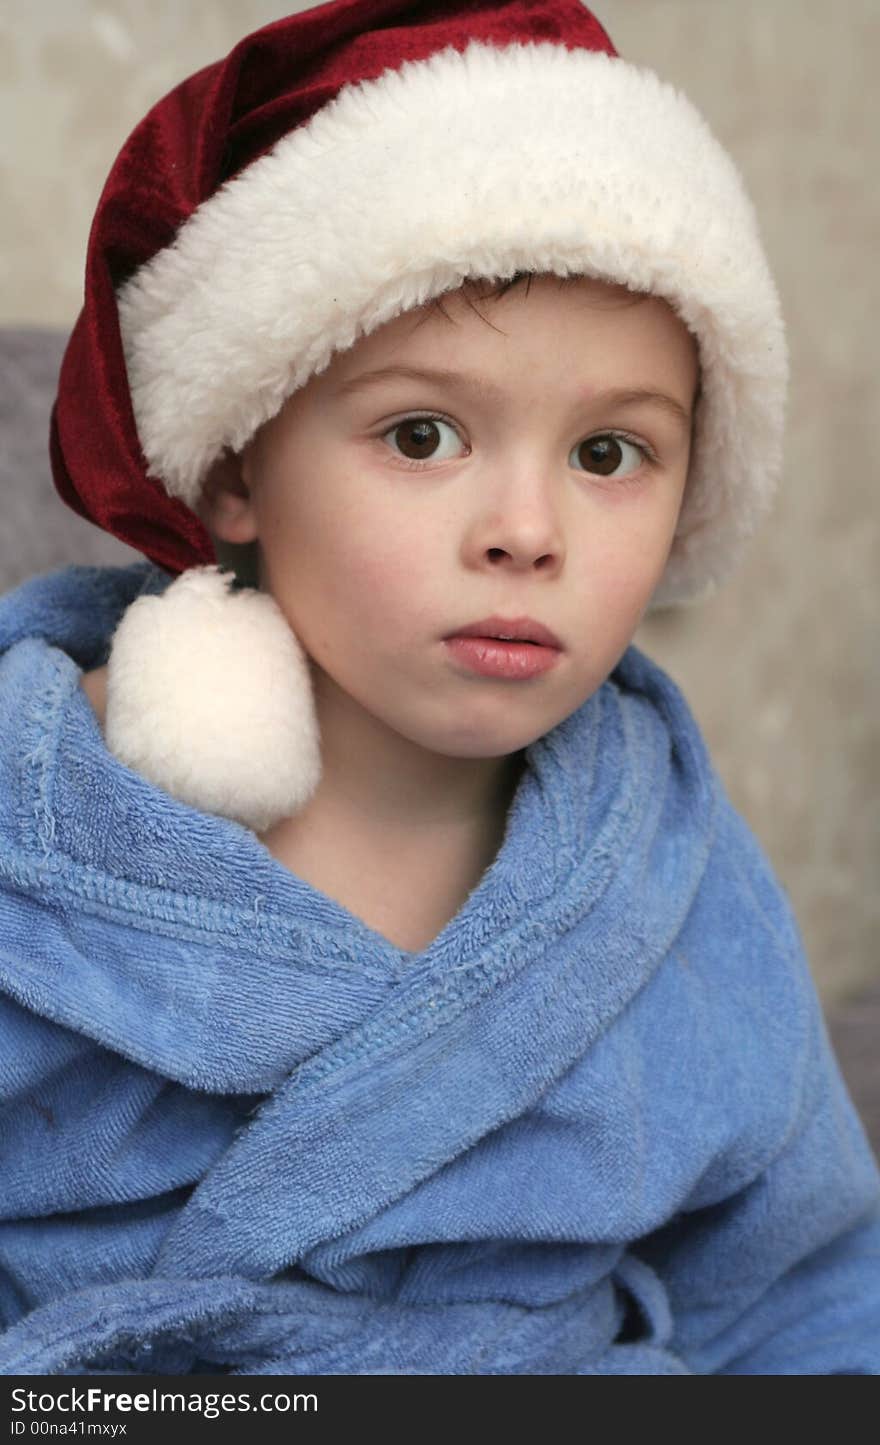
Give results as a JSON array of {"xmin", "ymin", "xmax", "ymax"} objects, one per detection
[{"xmin": 51, "ymin": 0, "xmax": 787, "ymax": 833}]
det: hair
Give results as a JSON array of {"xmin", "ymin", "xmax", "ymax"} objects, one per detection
[{"xmin": 425, "ymin": 270, "xmax": 644, "ymax": 327}]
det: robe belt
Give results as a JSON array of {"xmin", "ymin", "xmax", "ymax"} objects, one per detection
[{"xmin": 0, "ymin": 1259, "xmax": 686, "ymax": 1375}]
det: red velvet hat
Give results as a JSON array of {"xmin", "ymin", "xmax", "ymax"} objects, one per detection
[{"xmin": 52, "ymin": 0, "xmax": 786, "ymax": 609}]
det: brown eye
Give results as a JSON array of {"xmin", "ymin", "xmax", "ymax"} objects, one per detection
[
  {"xmin": 384, "ymin": 417, "xmax": 465, "ymax": 463},
  {"xmin": 572, "ymin": 434, "xmax": 645, "ymax": 480},
  {"xmin": 394, "ymin": 420, "xmax": 440, "ymax": 458}
]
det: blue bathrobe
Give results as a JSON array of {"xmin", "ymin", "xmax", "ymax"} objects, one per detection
[{"xmin": 0, "ymin": 560, "xmax": 878, "ymax": 1376}]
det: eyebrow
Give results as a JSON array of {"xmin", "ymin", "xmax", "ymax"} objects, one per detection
[{"xmin": 332, "ymin": 366, "xmax": 693, "ymax": 429}]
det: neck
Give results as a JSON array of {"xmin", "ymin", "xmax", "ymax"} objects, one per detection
[
  {"xmin": 255, "ymin": 664, "xmax": 528, "ymax": 953},
  {"xmin": 258, "ymin": 663, "xmax": 527, "ymax": 886},
  {"xmin": 314, "ymin": 666, "xmax": 525, "ymax": 829}
]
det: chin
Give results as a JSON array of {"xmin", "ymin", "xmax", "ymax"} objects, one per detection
[{"xmin": 418, "ymin": 718, "xmax": 549, "ymax": 761}]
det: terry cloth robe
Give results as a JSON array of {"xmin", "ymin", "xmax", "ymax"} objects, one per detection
[{"xmin": 0, "ymin": 561, "xmax": 878, "ymax": 1377}]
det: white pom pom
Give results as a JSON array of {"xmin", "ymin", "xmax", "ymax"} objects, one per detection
[{"xmin": 104, "ymin": 566, "xmax": 321, "ymax": 832}]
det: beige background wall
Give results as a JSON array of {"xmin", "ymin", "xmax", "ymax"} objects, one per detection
[{"xmin": 1, "ymin": 1, "xmax": 877, "ymax": 1004}]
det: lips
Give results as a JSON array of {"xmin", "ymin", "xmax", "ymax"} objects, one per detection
[{"xmin": 445, "ymin": 616, "xmax": 562, "ymax": 649}]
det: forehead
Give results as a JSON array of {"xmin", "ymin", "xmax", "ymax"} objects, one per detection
[
  {"xmin": 312, "ymin": 272, "xmax": 698, "ymax": 398},
  {"xmin": 413, "ymin": 272, "xmax": 650, "ymax": 331}
]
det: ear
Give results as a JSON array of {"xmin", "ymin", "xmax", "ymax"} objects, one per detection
[{"xmin": 196, "ymin": 450, "xmax": 259, "ymax": 546}]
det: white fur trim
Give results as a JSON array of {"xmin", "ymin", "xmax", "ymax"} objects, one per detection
[
  {"xmin": 104, "ymin": 567, "xmax": 321, "ymax": 832},
  {"xmin": 118, "ymin": 40, "xmax": 787, "ymax": 607}
]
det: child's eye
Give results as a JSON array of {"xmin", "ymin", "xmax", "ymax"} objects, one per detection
[
  {"xmin": 382, "ymin": 415, "xmax": 467, "ymax": 463},
  {"xmin": 570, "ymin": 433, "xmax": 650, "ymax": 480}
]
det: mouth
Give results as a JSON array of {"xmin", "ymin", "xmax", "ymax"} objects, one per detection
[
  {"xmin": 444, "ymin": 616, "xmax": 562, "ymax": 649},
  {"xmin": 442, "ymin": 616, "xmax": 563, "ymax": 681}
]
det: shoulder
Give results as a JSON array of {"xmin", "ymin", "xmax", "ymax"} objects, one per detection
[
  {"xmin": 613, "ymin": 642, "xmax": 804, "ymax": 962},
  {"xmin": 610, "ymin": 643, "xmax": 716, "ymax": 776},
  {"xmin": 0, "ymin": 562, "xmax": 167, "ymax": 846},
  {"xmin": 0, "ymin": 560, "xmax": 171, "ymax": 666},
  {"xmin": 612, "ymin": 643, "xmax": 816, "ymax": 1132}
]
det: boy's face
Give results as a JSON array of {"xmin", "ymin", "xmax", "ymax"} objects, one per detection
[{"xmin": 205, "ymin": 275, "xmax": 698, "ymax": 763}]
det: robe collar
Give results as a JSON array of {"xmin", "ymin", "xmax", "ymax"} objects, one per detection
[{"xmin": 0, "ymin": 563, "xmax": 717, "ymax": 1097}]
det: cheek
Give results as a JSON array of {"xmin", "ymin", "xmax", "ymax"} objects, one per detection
[
  {"xmin": 263, "ymin": 485, "xmax": 433, "ymax": 631},
  {"xmin": 579, "ymin": 502, "xmax": 679, "ymax": 613},
  {"xmin": 334, "ymin": 542, "xmax": 437, "ymax": 640}
]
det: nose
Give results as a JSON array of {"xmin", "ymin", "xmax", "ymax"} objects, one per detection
[{"xmin": 463, "ymin": 470, "xmax": 565, "ymax": 575}]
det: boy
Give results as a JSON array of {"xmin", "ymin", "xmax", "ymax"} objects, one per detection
[{"xmin": 0, "ymin": 0, "xmax": 878, "ymax": 1374}]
